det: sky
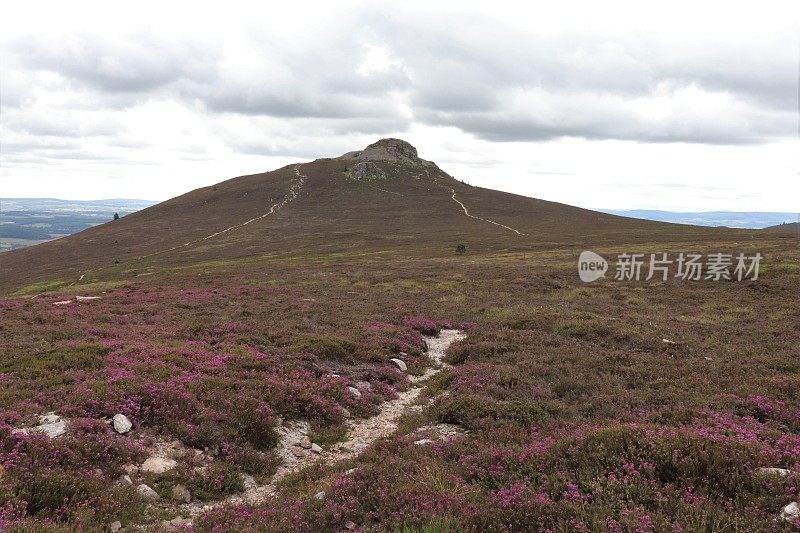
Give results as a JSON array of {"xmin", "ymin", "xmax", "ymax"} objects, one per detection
[{"xmin": 1, "ymin": 0, "xmax": 798, "ymax": 212}]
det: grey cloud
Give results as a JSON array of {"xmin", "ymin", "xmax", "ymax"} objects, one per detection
[
  {"xmin": 2, "ymin": 9, "xmax": 796, "ymax": 150},
  {"xmin": 11, "ymin": 32, "xmax": 216, "ymax": 93}
]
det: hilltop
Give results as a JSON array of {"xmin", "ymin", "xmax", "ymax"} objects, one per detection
[{"xmin": 0, "ymin": 139, "xmax": 734, "ymax": 295}]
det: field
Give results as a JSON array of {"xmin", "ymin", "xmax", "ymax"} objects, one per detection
[{"xmin": 1, "ymin": 230, "xmax": 798, "ymax": 531}]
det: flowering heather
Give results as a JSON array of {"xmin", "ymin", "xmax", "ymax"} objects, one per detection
[{"xmin": 1, "ymin": 236, "xmax": 798, "ymax": 530}]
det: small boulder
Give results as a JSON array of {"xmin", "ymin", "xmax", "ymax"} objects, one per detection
[
  {"xmin": 389, "ymin": 358, "xmax": 407, "ymax": 372},
  {"xmin": 347, "ymin": 386, "xmax": 361, "ymax": 399},
  {"xmin": 123, "ymin": 463, "xmax": 139, "ymax": 476},
  {"xmin": 109, "ymin": 521, "xmax": 122, "ymax": 533},
  {"xmin": 141, "ymin": 457, "xmax": 177, "ymax": 475},
  {"xmin": 162, "ymin": 517, "xmax": 192, "ymax": 531},
  {"xmin": 112, "ymin": 414, "xmax": 132, "ymax": 434},
  {"xmin": 310, "ymin": 443, "xmax": 322, "ymax": 454},
  {"xmin": 757, "ymin": 467, "xmax": 791, "ymax": 477},
  {"xmin": 413, "ymin": 439, "xmax": 434, "ymax": 446},
  {"xmin": 299, "ymin": 436, "xmax": 312, "ymax": 449},
  {"xmin": 121, "ymin": 475, "xmax": 132, "ymax": 485},
  {"xmin": 314, "ymin": 491, "xmax": 325, "ymax": 501},
  {"xmin": 136, "ymin": 483, "xmax": 160, "ymax": 501},
  {"xmin": 241, "ymin": 473, "xmax": 257, "ymax": 490},
  {"xmin": 291, "ymin": 445, "xmax": 306, "ymax": 458},
  {"xmin": 171, "ymin": 484, "xmax": 191, "ymax": 503},
  {"xmin": 27, "ymin": 413, "xmax": 66, "ymax": 438},
  {"xmin": 781, "ymin": 501, "xmax": 799, "ymax": 520}
]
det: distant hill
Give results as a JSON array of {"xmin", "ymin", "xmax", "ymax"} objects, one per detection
[
  {"xmin": 598, "ymin": 209, "xmax": 798, "ymax": 229},
  {"xmin": 764, "ymin": 221, "xmax": 800, "ymax": 232},
  {"xmin": 0, "ymin": 198, "xmax": 156, "ymax": 252},
  {"xmin": 0, "ymin": 139, "xmax": 747, "ymax": 294}
]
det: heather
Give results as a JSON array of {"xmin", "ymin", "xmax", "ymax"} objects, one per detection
[{"xmin": 1, "ymin": 236, "xmax": 799, "ymax": 530}]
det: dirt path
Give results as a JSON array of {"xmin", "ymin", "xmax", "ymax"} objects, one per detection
[
  {"xmin": 187, "ymin": 329, "xmax": 465, "ymax": 515},
  {"xmin": 450, "ymin": 187, "xmax": 524, "ymax": 235},
  {"xmin": 137, "ymin": 164, "xmax": 306, "ymax": 261}
]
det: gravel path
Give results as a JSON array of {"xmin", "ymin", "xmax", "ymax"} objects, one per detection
[{"xmin": 187, "ymin": 329, "xmax": 465, "ymax": 514}]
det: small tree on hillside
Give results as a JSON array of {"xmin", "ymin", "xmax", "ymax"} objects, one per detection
[
  {"xmin": 113, "ymin": 212, "xmax": 120, "ymax": 220},
  {"xmin": 455, "ymin": 243, "xmax": 466, "ymax": 255}
]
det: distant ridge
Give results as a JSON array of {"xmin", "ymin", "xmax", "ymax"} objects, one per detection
[{"xmin": 598, "ymin": 209, "xmax": 798, "ymax": 229}]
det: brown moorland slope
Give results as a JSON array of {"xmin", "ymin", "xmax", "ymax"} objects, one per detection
[{"xmin": 0, "ymin": 138, "xmax": 750, "ymax": 294}]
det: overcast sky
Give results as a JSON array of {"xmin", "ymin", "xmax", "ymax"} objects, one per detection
[{"xmin": 1, "ymin": 0, "xmax": 798, "ymax": 211}]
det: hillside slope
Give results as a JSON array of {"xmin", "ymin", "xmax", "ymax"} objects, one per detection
[{"xmin": 0, "ymin": 139, "xmax": 735, "ymax": 294}]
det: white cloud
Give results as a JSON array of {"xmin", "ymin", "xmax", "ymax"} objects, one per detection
[{"xmin": 0, "ymin": 0, "xmax": 797, "ymax": 210}]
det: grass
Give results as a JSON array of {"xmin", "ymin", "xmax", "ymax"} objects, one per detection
[{"xmin": 0, "ymin": 151, "xmax": 797, "ymax": 530}]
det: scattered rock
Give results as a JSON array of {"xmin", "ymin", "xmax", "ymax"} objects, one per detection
[
  {"xmin": 123, "ymin": 463, "xmax": 139, "ymax": 476},
  {"xmin": 757, "ymin": 467, "xmax": 791, "ymax": 477},
  {"xmin": 161, "ymin": 517, "xmax": 192, "ymax": 531},
  {"xmin": 171, "ymin": 484, "xmax": 191, "ymax": 503},
  {"xmin": 355, "ymin": 381, "xmax": 372, "ymax": 390},
  {"xmin": 389, "ymin": 358, "xmax": 407, "ymax": 372},
  {"xmin": 314, "ymin": 491, "xmax": 325, "ymax": 501},
  {"xmin": 28, "ymin": 413, "xmax": 66, "ymax": 438},
  {"xmin": 703, "ymin": 356, "xmax": 713, "ymax": 361},
  {"xmin": 112, "ymin": 414, "xmax": 132, "ymax": 434},
  {"xmin": 339, "ymin": 406, "xmax": 351, "ymax": 418},
  {"xmin": 53, "ymin": 300, "xmax": 72, "ymax": 306},
  {"xmin": 662, "ymin": 338, "xmax": 677, "ymax": 344},
  {"xmin": 193, "ymin": 466, "xmax": 208, "ymax": 475},
  {"xmin": 291, "ymin": 445, "xmax": 306, "ymax": 458},
  {"xmin": 781, "ymin": 501, "xmax": 799, "ymax": 520},
  {"xmin": 109, "ymin": 520, "xmax": 122, "ymax": 532},
  {"xmin": 76, "ymin": 296, "xmax": 101, "ymax": 302},
  {"xmin": 347, "ymin": 386, "xmax": 362, "ymax": 399},
  {"xmin": 413, "ymin": 439, "xmax": 434, "ymax": 446},
  {"xmin": 136, "ymin": 483, "xmax": 160, "ymax": 501},
  {"xmin": 311, "ymin": 443, "xmax": 322, "ymax": 454},
  {"xmin": 121, "ymin": 475, "xmax": 132, "ymax": 485},
  {"xmin": 299, "ymin": 436, "xmax": 312, "ymax": 449},
  {"xmin": 141, "ymin": 456, "xmax": 177, "ymax": 475},
  {"xmin": 241, "ymin": 473, "xmax": 257, "ymax": 490},
  {"xmin": 399, "ymin": 352, "xmax": 408, "ymax": 357},
  {"xmin": 345, "ymin": 521, "xmax": 357, "ymax": 530}
]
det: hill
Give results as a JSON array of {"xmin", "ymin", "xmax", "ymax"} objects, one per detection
[
  {"xmin": 0, "ymin": 139, "xmax": 798, "ymax": 531},
  {"xmin": 599, "ymin": 209, "xmax": 800, "ymax": 229},
  {"xmin": 0, "ymin": 139, "xmax": 737, "ymax": 295}
]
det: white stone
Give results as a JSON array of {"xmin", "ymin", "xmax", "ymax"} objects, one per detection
[
  {"xmin": 299, "ymin": 436, "xmax": 312, "ymax": 449},
  {"xmin": 389, "ymin": 358, "xmax": 407, "ymax": 372},
  {"xmin": 347, "ymin": 386, "xmax": 361, "ymax": 399},
  {"xmin": 30, "ymin": 414, "xmax": 66, "ymax": 439},
  {"xmin": 109, "ymin": 520, "xmax": 122, "ymax": 532},
  {"xmin": 662, "ymin": 338, "xmax": 677, "ymax": 344},
  {"xmin": 314, "ymin": 491, "xmax": 325, "ymax": 501},
  {"xmin": 136, "ymin": 483, "xmax": 160, "ymax": 501},
  {"xmin": 76, "ymin": 296, "xmax": 101, "ymax": 301},
  {"xmin": 112, "ymin": 414, "xmax": 132, "ymax": 434},
  {"xmin": 781, "ymin": 502, "xmax": 799, "ymax": 520},
  {"xmin": 413, "ymin": 439, "xmax": 434, "ymax": 446},
  {"xmin": 311, "ymin": 443, "xmax": 322, "ymax": 454},
  {"xmin": 141, "ymin": 456, "xmax": 177, "ymax": 475},
  {"xmin": 757, "ymin": 467, "xmax": 791, "ymax": 477},
  {"xmin": 121, "ymin": 475, "xmax": 132, "ymax": 485},
  {"xmin": 53, "ymin": 300, "xmax": 72, "ymax": 306},
  {"xmin": 241, "ymin": 473, "xmax": 257, "ymax": 490}
]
